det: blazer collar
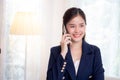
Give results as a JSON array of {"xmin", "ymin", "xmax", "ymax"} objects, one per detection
[{"xmin": 82, "ymin": 40, "xmax": 92, "ymax": 55}]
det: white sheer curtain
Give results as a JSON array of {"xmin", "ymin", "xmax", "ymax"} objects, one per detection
[{"xmin": 4, "ymin": 0, "xmax": 53, "ymax": 80}]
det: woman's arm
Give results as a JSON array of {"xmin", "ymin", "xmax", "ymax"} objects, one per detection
[{"xmin": 46, "ymin": 47, "xmax": 67, "ymax": 80}]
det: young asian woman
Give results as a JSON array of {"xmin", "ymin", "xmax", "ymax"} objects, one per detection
[{"xmin": 47, "ymin": 7, "xmax": 104, "ymax": 80}]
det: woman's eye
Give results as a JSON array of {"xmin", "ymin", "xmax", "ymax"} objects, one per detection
[
  {"xmin": 70, "ymin": 26, "xmax": 75, "ymax": 28},
  {"xmin": 80, "ymin": 25, "xmax": 84, "ymax": 27}
]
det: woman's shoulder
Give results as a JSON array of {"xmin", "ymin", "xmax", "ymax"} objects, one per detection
[
  {"xmin": 89, "ymin": 43, "xmax": 100, "ymax": 51},
  {"xmin": 50, "ymin": 45, "xmax": 61, "ymax": 51},
  {"xmin": 50, "ymin": 45, "xmax": 61, "ymax": 56},
  {"xmin": 84, "ymin": 41, "xmax": 101, "ymax": 54}
]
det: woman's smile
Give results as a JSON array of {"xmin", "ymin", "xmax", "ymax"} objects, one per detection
[{"xmin": 73, "ymin": 34, "xmax": 81, "ymax": 38}]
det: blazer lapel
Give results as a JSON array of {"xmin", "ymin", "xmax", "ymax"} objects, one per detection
[
  {"xmin": 65, "ymin": 46, "xmax": 76, "ymax": 80},
  {"xmin": 76, "ymin": 53, "xmax": 93, "ymax": 78},
  {"xmin": 76, "ymin": 40, "xmax": 93, "ymax": 79}
]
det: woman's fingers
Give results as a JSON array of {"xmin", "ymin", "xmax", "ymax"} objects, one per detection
[
  {"xmin": 64, "ymin": 36, "xmax": 72, "ymax": 45},
  {"xmin": 61, "ymin": 36, "xmax": 72, "ymax": 46},
  {"xmin": 62, "ymin": 34, "xmax": 71, "ymax": 41},
  {"xmin": 60, "ymin": 34, "xmax": 72, "ymax": 59}
]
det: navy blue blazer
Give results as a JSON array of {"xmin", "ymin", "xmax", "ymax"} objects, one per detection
[{"xmin": 47, "ymin": 40, "xmax": 104, "ymax": 80}]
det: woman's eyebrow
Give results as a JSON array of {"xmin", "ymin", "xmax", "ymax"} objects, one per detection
[
  {"xmin": 79, "ymin": 22, "xmax": 86, "ymax": 25},
  {"xmin": 68, "ymin": 24, "xmax": 75, "ymax": 25},
  {"xmin": 68, "ymin": 23, "xmax": 85, "ymax": 25}
]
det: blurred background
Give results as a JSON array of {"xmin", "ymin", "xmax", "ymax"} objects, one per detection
[{"xmin": 0, "ymin": 0, "xmax": 120, "ymax": 80}]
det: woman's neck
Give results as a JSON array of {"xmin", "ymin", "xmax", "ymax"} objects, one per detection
[
  {"xmin": 70, "ymin": 40, "xmax": 83, "ymax": 62},
  {"xmin": 70, "ymin": 40, "xmax": 82, "ymax": 49}
]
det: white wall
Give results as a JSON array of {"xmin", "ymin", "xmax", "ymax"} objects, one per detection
[{"xmin": 0, "ymin": 0, "xmax": 6, "ymax": 80}]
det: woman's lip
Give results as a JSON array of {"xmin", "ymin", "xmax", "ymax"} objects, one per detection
[{"xmin": 73, "ymin": 34, "xmax": 81, "ymax": 38}]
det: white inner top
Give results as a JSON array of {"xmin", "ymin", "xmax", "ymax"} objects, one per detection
[{"xmin": 74, "ymin": 60, "xmax": 80, "ymax": 75}]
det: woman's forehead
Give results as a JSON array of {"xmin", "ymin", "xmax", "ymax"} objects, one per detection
[{"xmin": 68, "ymin": 15, "xmax": 85, "ymax": 24}]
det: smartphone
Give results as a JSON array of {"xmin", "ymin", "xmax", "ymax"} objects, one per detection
[
  {"xmin": 62, "ymin": 24, "xmax": 71, "ymax": 40},
  {"xmin": 62, "ymin": 24, "xmax": 67, "ymax": 35},
  {"xmin": 62, "ymin": 24, "xmax": 71, "ymax": 46}
]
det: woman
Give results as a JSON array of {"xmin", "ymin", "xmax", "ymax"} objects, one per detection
[{"xmin": 47, "ymin": 7, "xmax": 104, "ymax": 80}]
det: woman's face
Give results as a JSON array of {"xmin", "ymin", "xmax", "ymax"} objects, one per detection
[{"xmin": 66, "ymin": 15, "xmax": 86, "ymax": 43}]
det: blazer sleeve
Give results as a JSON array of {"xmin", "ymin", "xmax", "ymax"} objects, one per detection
[
  {"xmin": 46, "ymin": 47, "xmax": 67, "ymax": 80},
  {"xmin": 92, "ymin": 46, "xmax": 105, "ymax": 80}
]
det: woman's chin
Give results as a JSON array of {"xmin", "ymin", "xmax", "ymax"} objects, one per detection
[{"xmin": 72, "ymin": 38, "xmax": 82, "ymax": 43}]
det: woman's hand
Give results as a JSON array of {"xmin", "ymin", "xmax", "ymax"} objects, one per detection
[{"xmin": 60, "ymin": 34, "xmax": 72, "ymax": 59}]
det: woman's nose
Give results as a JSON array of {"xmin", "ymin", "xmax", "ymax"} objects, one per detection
[{"xmin": 75, "ymin": 27, "xmax": 80, "ymax": 33}]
